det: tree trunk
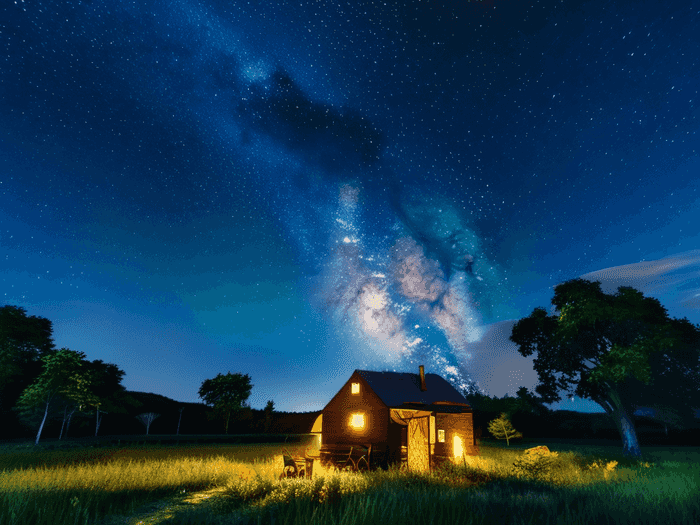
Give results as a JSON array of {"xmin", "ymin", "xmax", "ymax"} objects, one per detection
[
  {"xmin": 35, "ymin": 401, "xmax": 50, "ymax": 446},
  {"xmin": 65, "ymin": 410, "xmax": 73, "ymax": 439},
  {"xmin": 225, "ymin": 411, "xmax": 230, "ymax": 435},
  {"xmin": 599, "ymin": 388, "xmax": 642, "ymax": 459},
  {"xmin": 177, "ymin": 409, "xmax": 183, "ymax": 436},
  {"xmin": 59, "ymin": 406, "xmax": 67, "ymax": 440},
  {"xmin": 95, "ymin": 409, "xmax": 103, "ymax": 437},
  {"xmin": 614, "ymin": 408, "xmax": 641, "ymax": 458}
]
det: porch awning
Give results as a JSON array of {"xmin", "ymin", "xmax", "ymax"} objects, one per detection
[{"xmin": 390, "ymin": 408, "xmax": 432, "ymax": 425}]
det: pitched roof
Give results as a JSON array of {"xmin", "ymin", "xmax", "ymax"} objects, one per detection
[{"xmin": 355, "ymin": 369, "xmax": 470, "ymax": 409}]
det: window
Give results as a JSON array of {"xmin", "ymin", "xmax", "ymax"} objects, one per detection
[
  {"xmin": 351, "ymin": 383, "xmax": 360, "ymax": 394},
  {"xmin": 438, "ymin": 429, "xmax": 445, "ymax": 443},
  {"xmin": 349, "ymin": 413, "xmax": 365, "ymax": 429}
]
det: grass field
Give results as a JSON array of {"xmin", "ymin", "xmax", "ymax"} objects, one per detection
[{"xmin": 1, "ymin": 437, "xmax": 698, "ymax": 524}]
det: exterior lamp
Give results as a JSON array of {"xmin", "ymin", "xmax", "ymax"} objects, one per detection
[{"xmin": 453, "ymin": 435, "xmax": 464, "ymax": 458}]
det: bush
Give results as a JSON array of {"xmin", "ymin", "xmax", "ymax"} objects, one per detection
[{"xmin": 511, "ymin": 450, "xmax": 560, "ymax": 480}]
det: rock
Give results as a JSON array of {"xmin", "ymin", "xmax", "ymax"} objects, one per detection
[{"xmin": 524, "ymin": 446, "xmax": 551, "ymax": 455}]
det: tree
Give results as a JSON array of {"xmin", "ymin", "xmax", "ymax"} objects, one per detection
[
  {"xmin": 198, "ymin": 372, "xmax": 253, "ymax": 434},
  {"xmin": 50, "ymin": 359, "xmax": 128, "ymax": 439},
  {"xmin": 94, "ymin": 404, "xmax": 107, "ymax": 437},
  {"xmin": 56, "ymin": 391, "xmax": 87, "ymax": 440},
  {"xmin": 510, "ymin": 278, "xmax": 700, "ymax": 459},
  {"xmin": 14, "ymin": 348, "xmax": 96, "ymax": 445},
  {"xmin": 0, "ymin": 306, "xmax": 55, "ymax": 432},
  {"xmin": 263, "ymin": 400, "xmax": 275, "ymax": 433},
  {"xmin": 513, "ymin": 386, "xmax": 552, "ymax": 417},
  {"xmin": 135, "ymin": 412, "xmax": 160, "ymax": 435},
  {"xmin": 487, "ymin": 413, "xmax": 523, "ymax": 445},
  {"xmin": 83, "ymin": 359, "xmax": 127, "ymax": 436}
]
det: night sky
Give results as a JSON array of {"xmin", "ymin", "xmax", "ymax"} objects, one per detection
[{"xmin": 2, "ymin": 0, "xmax": 699, "ymax": 414}]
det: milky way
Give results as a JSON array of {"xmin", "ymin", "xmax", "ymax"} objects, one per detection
[{"xmin": 307, "ymin": 180, "xmax": 504, "ymax": 393}]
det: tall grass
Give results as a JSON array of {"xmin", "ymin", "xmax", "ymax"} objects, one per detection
[
  {"xmin": 0, "ymin": 441, "xmax": 313, "ymax": 525},
  {"xmin": 1, "ymin": 439, "xmax": 698, "ymax": 525}
]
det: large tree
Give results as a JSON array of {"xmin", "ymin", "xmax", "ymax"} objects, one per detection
[
  {"xmin": 15, "ymin": 348, "xmax": 97, "ymax": 445},
  {"xmin": 84, "ymin": 359, "xmax": 128, "ymax": 436},
  {"xmin": 0, "ymin": 306, "xmax": 55, "ymax": 427},
  {"xmin": 198, "ymin": 372, "xmax": 253, "ymax": 434},
  {"xmin": 510, "ymin": 279, "xmax": 700, "ymax": 460}
]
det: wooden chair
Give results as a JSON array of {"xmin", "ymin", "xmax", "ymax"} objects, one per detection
[
  {"xmin": 279, "ymin": 447, "xmax": 306, "ymax": 479},
  {"xmin": 303, "ymin": 446, "xmax": 320, "ymax": 478},
  {"xmin": 341, "ymin": 444, "xmax": 372, "ymax": 472}
]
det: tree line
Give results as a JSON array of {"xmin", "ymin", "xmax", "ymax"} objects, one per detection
[
  {"xmin": 4, "ymin": 277, "xmax": 700, "ymax": 457},
  {"xmin": 0, "ymin": 305, "xmax": 275, "ymax": 444}
]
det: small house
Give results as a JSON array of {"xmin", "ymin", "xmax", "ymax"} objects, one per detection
[{"xmin": 313, "ymin": 365, "xmax": 478, "ymax": 472}]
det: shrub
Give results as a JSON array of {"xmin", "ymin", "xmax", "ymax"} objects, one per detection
[
  {"xmin": 582, "ymin": 459, "xmax": 619, "ymax": 481},
  {"xmin": 511, "ymin": 450, "xmax": 560, "ymax": 480}
]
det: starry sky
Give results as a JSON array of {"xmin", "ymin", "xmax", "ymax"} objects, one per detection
[{"xmin": 2, "ymin": 0, "xmax": 700, "ymax": 415}]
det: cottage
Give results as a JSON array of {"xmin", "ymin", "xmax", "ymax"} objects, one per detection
[{"xmin": 313, "ymin": 365, "xmax": 478, "ymax": 472}]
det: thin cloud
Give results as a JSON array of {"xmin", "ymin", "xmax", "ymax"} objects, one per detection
[{"xmin": 581, "ymin": 250, "xmax": 700, "ymax": 317}]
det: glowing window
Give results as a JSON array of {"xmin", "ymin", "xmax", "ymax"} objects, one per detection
[
  {"xmin": 351, "ymin": 383, "xmax": 360, "ymax": 394},
  {"xmin": 350, "ymin": 413, "xmax": 365, "ymax": 429},
  {"xmin": 438, "ymin": 429, "xmax": 445, "ymax": 443},
  {"xmin": 453, "ymin": 435, "xmax": 464, "ymax": 458}
]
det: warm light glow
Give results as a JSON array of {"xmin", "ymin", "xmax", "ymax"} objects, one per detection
[
  {"xmin": 453, "ymin": 435, "xmax": 463, "ymax": 458},
  {"xmin": 438, "ymin": 429, "xmax": 445, "ymax": 443},
  {"xmin": 350, "ymin": 413, "xmax": 365, "ymax": 429},
  {"xmin": 351, "ymin": 382, "xmax": 360, "ymax": 394}
]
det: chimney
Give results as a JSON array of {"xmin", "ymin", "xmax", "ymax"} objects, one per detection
[{"xmin": 419, "ymin": 365, "xmax": 427, "ymax": 391}]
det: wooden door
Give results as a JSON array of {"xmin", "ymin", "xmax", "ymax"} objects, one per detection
[{"xmin": 407, "ymin": 416, "xmax": 430, "ymax": 472}]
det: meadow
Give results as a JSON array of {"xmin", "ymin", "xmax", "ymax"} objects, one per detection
[{"xmin": 1, "ymin": 436, "xmax": 698, "ymax": 525}]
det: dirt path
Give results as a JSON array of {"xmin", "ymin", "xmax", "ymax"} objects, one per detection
[{"xmin": 97, "ymin": 486, "xmax": 233, "ymax": 525}]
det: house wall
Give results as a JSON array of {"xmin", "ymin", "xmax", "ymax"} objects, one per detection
[
  {"xmin": 321, "ymin": 372, "xmax": 389, "ymax": 469},
  {"xmin": 432, "ymin": 412, "xmax": 479, "ymax": 468}
]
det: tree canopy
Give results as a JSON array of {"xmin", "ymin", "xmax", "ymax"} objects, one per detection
[
  {"xmin": 510, "ymin": 278, "xmax": 700, "ymax": 459},
  {"xmin": 198, "ymin": 372, "xmax": 253, "ymax": 434},
  {"xmin": 15, "ymin": 348, "xmax": 98, "ymax": 445},
  {"xmin": 487, "ymin": 412, "xmax": 523, "ymax": 446},
  {"xmin": 0, "ymin": 306, "xmax": 55, "ymax": 420},
  {"xmin": 464, "ymin": 386, "xmax": 551, "ymax": 420}
]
